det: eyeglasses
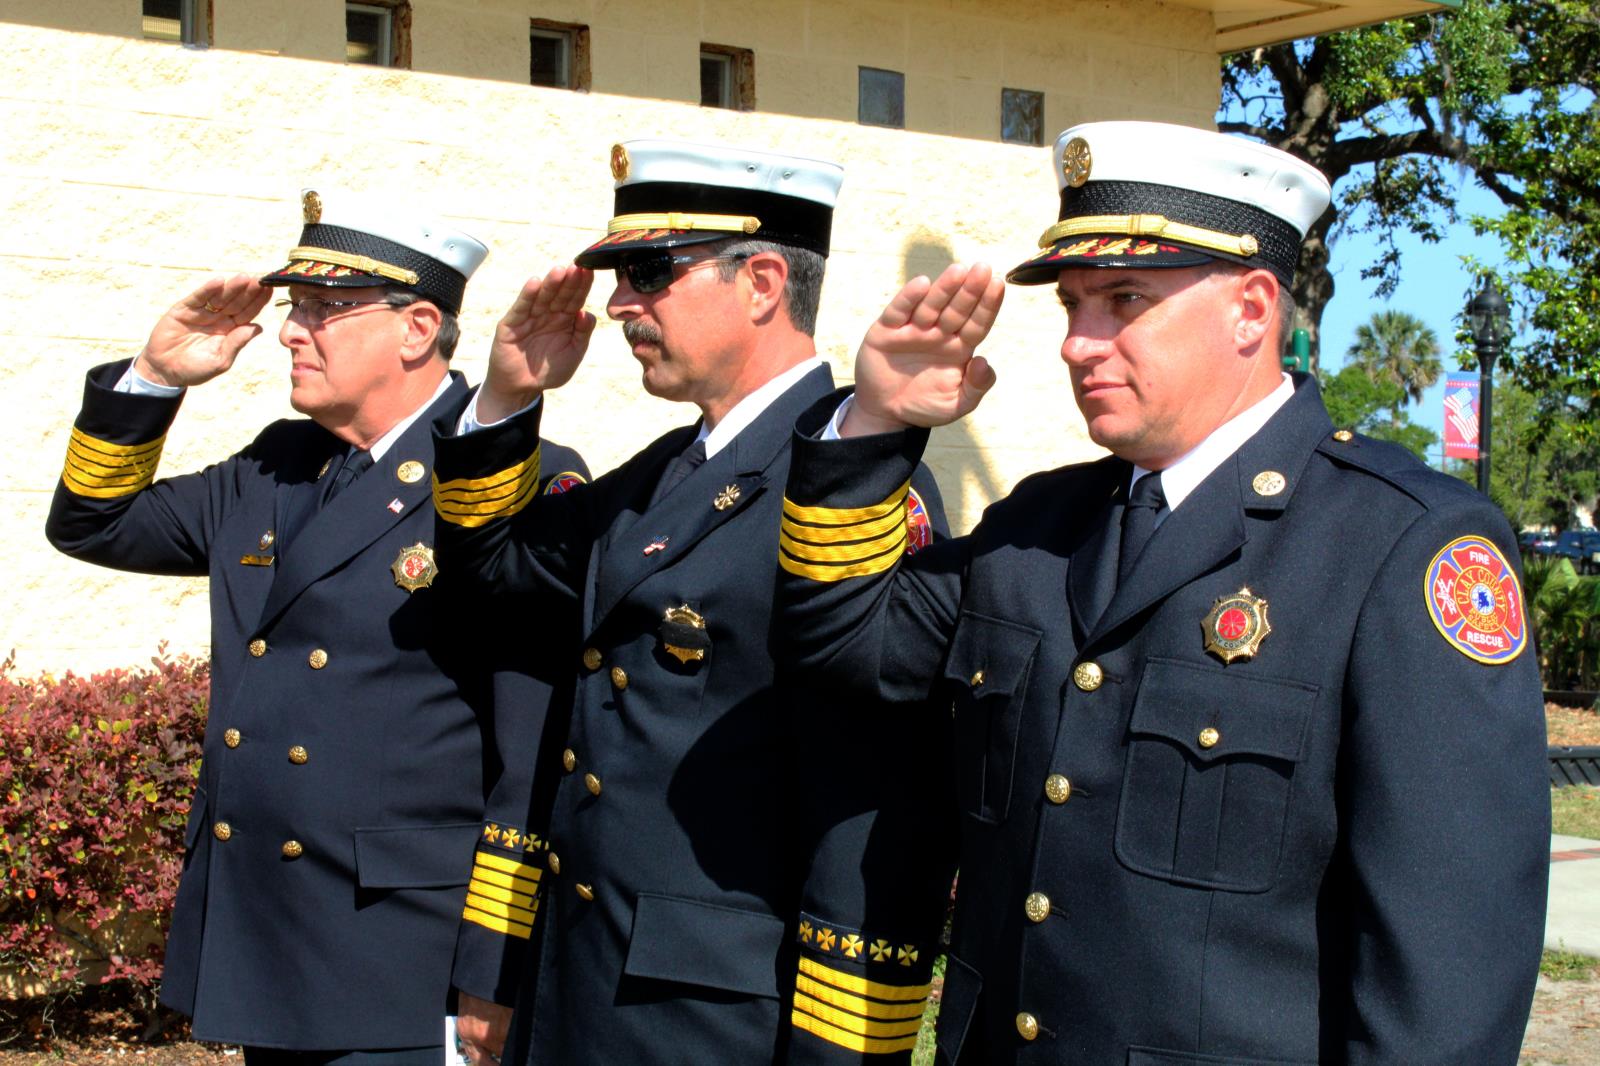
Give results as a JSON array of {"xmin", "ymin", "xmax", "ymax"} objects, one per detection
[
  {"xmin": 615, "ymin": 252, "xmax": 750, "ymax": 295},
  {"xmin": 274, "ymin": 297, "xmax": 399, "ymax": 324}
]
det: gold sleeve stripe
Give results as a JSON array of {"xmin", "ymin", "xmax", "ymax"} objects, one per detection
[
  {"xmin": 798, "ymin": 957, "xmax": 932, "ymax": 1002},
  {"xmin": 782, "ymin": 482, "xmax": 909, "ymax": 527},
  {"xmin": 462, "ymin": 903, "xmax": 533, "ymax": 939},
  {"xmin": 467, "ymin": 878, "xmax": 537, "ymax": 909},
  {"xmin": 793, "ymin": 992, "xmax": 923, "ymax": 1038},
  {"xmin": 62, "ymin": 428, "xmax": 167, "ymax": 498},
  {"xmin": 465, "ymin": 890, "xmax": 537, "ymax": 925},
  {"xmin": 474, "ymin": 851, "xmax": 543, "ymax": 879},
  {"xmin": 433, "ymin": 446, "xmax": 541, "ymax": 502},
  {"xmin": 779, "ymin": 537, "xmax": 905, "ymax": 582},
  {"xmin": 779, "ymin": 526, "xmax": 905, "ymax": 564},
  {"xmin": 795, "ymin": 975, "xmax": 927, "ymax": 1020},
  {"xmin": 779, "ymin": 503, "xmax": 906, "ymax": 545},
  {"xmin": 470, "ymin": 865, "xmax": 540, "ymax": 894},
  {"xmin": 790, "ymin": 1011, "xmax": 919, "ymax": 1055},
  {"xmin": 435, "ymin": 451, "xmax": 542, "ymax": 528}
]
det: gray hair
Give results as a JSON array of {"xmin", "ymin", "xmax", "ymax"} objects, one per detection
[
  {"xmin": 712, "ymin": 239, "xmax": 826, "ymax": 336},
  {"xmin": 383, "ymin": 290, "xmax": 460, "ymax": 360}
]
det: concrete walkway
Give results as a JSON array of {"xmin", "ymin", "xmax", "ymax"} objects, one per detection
[{"xmin": 1546, "ymin": 834, "xmax": 1600, "ymax": 957}]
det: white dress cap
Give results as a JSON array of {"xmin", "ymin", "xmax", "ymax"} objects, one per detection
[{"xmin": 614, "ymin": 140, "xmax": 843, "ymax": 208}]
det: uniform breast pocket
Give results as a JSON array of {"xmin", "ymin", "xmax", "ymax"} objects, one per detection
[
  {"xmin": 942, "ymin": 613, "xmax": 1043, "ymax": 825},
  {"xmin": 1115, "ymin": 658, "xmax": 1317, "ymax": 893}
]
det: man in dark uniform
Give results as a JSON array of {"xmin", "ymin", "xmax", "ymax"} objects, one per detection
[
  {"xmin": 45, "ymin": 190, "xmax": 587, "ymax": 1064},
  {"xmin": 430, "ymin": 140, "xmax": 957, "ymax": 1064},
  {"xmin": 773, "ymin": 121, "xmax": 1550, "ymax": 1064}
]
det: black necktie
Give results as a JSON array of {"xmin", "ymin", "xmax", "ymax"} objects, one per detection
[
  {"xmin": 649, "ymin": 439, "xmax": 707, "ymax": 508},
  {"xmin": 1118, "ymin": 472, "xmax": 1166, "ymax": 586},
  {"xmin": 322, "ymin": 448, "xmax": 375, "ymax": 505}
]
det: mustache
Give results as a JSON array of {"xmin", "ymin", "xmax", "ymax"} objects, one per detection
[{"xmin": 623, "ymin": 320, "xmax": 662, "ymax": 346}]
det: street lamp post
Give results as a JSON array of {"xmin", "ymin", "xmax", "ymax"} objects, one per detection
[{"xmin": 1466, "ymin": 279, "xmax": 1510, "ymax": 497}]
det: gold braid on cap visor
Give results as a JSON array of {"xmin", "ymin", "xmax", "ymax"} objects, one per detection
[
  {"xmin": 286, "ymin": 246, "xmax": 421, "ymax": 285},
  {"xmin": 1037, "ymin": 214, "xmax": 1259, "ymax": 258},
  {"xmin": 607, "ymin": 212, "xmax": 762, "ymax": 235}
]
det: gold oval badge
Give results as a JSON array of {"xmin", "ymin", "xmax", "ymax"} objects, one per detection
[
  {"xmin": 391, "ymin": 542, "xmax": 438, "ymax": 593},
  {"xmin": 396, "ymin": 459, "xmax": 426, "ymax": 484},
  {"xmin": 1061, "ymin": 137, "xmax": 1093, "ymax": 188},
  {"xmin": 302, "ymin": 190, "xmax": 323, "ymax": 225},
  {"xmin": 1251, "ymin": 471, "xmax": 1286, "ymax": 497},
  {"xmin": 610, "ymin": 144, "xmax": 631, "ymax": 181}
]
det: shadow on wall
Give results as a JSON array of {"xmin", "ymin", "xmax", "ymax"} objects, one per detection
[{"xmin": 901, "ymin": 232, "xmax": 1007, "ymax": 535}]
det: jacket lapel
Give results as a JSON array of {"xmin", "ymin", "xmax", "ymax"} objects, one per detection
[
  {"xmin": 255, "ymin": 376, "xmax": 468, "ymax": 632},
  {"xmin": 1065, "ymin": 459, "xmax": 1130, "ymax": 641},
  {"xmin": 590, "ymin": 364, "xmax": 834, "ymax": 627}
]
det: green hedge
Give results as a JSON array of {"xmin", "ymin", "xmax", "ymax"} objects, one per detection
[{"xmin": 1, "ymin": 650, "xmax": 207, "ymax": 996}]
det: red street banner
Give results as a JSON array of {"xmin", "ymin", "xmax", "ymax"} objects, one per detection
[{"xmin": 1443, "ymin": 375, "xmax": 1480, "ymax": 460}]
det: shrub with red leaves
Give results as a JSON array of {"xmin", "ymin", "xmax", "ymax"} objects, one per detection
[{"xmin": 0, "ymin": 648, "xmax": 207, "ymax": 1000}]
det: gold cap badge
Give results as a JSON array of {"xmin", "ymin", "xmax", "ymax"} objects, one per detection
[
  {"xmin": 610, "ymin": 144, "xmax": 631, "ymax": 181},
  {"xmin": 1201, "ymin": 587, "xmax": 1271, "ymax": 663},
  {"xmin": 391, "ymin": 542, "xmax": 438, "ymax": 593},
  {"xmin": 302, "ymin": 190, "xmax": 323, "ymax": 225},
  {"xmin": 1062, "ymin": 137, "xmax": 1092, "ymax": 188}
]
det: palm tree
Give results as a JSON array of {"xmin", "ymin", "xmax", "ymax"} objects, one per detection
[{"xmin": 1346, "ymin": 310, "xmax": 1443, "ymax": 416}]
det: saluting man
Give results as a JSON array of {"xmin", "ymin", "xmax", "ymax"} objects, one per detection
[
  {"xmin": 46, "ymin": 192, "xmax": 587, "ymax": 1064},
  {"xmin": 773, "ymin": 121, "xmax": 1549, "ymax": 1064},
  {"xmin": 432, "ymin": 140, "xmax": 957, "ymax": 1064}
]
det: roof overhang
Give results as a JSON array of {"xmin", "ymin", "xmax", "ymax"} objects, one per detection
[{"xmin": 1167, "ymin": 1, "xmax": 1461, "ymax": 53}]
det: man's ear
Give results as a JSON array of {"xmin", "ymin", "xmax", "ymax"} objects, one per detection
[
  {"xmin": 1235, "ymin": 269, "xmax": 1278, "ymax": 354},
  {"xmin": 398, "ymin": 300, "xmax": 443, "ymax": 363},
  {"xmin": 742, "ymin": 252, "xmax": 790, "ymax": 326}
]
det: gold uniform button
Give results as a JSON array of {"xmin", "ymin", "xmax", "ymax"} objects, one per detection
[
  {"xmin": 248, "ymin": 639, "xmax": 266, "ymax": 658},
  {"xmin": 281, "ymin": 840, "xmax": 303, "ymax": 859},
  {"xmin": 1333, "ymin": 429, "xmax": 1354, "ymax": 443},
  {"xmin": 1198, "ymin": 727, "xmax": 1221, "ymax": 749},
  {"xmin": 610, "ymin": 666, "xmax": 628, "ymax": 690},
  {"xmin": 308, "ymin": 649, "xmax": 328, "ymax": 670},
  {"xmin": 562, "ymin": 748, "xmax": 577, "ymax": 772},
  {"xmin": 969, "ymin": 669, "xmax": 985, "ymax": 688},
  {"xmin": 582, "ymin": 647, "xmax": 603, "ymax": 671},
  {"xmin": 575, "ymin": 883, "xmax": 595, "ymax": 901},
  {"xmin": 1024, "ymin": 891, "xmax": 1051, "ymax": 923},
  {"xmin": 547, "ymin": 851, "xmax": 561, "ymax": 874},
  {"xmin": 1016, "ymin": 1012, "xmax": 1039, "ymax": 1041},
  {"xmin": 584, "ymin": 773, "xmax": 603, "ymax": 797},
  {"xmin": 224, "ymin": 728, "xmax": 242, "ymax": 749},
  {"xmin": 288, "ymin": 745, "xmax": 309, "ymax": 765},
  {"xmin": 1072, "ymin": 661, "xmax": 1104, "ymax": 692},
  {"xmin": 213, "ymin": 821, "xmax": 232, "ymax": 842},
  {"xmin": 1044, "ymin": 774, "xmax": 1072, "ymax": 805}
]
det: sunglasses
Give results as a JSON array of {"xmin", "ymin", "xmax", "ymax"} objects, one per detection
[{"xmin": 616, "ymin": 252, "xmax": 750, "ymax": 294}]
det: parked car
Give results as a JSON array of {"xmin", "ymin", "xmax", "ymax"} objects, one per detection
[{"xmin": 1546, "ymin": 529, "xmax": 1600, "ymax": 574}]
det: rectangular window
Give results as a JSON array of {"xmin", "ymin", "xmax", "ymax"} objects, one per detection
[
  {"xmin": 700, "ymin": 44, "xmax": 754, "ymax": 111},
  {"xmin": 1001, "ymin": 88, "xmax": 1045, "ymax": 146},
  {"xmin": 858, "ymin": 67, "xmax": 905, "ymax": 129},
  {"xmin": 348, "ymin": 2, "xmax": 410, "ymax": 68},
  {"xmin": 142, "ymin": 0, "xmax": 209, "ymax": 45},
  {"xmin": 531, "ymin": 19, "xmax": 591, "ymax": 91}
]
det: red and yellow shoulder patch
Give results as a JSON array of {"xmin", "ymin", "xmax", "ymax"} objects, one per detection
[
  {"xmin": 544, "ymin": 470, "xmax": 587, "ymax": 495},
  {"xmin": 904, "ymin": 488, "xmax": 934, "ymax": 555},
  {"xmin": 1424, "ymin": 535, "xmax": 1527, "ymax": 665}
]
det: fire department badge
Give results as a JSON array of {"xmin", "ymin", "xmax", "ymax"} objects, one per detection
[
  {"xmin": 610, "ymin": 144, "xmax": 631, "ymax": 181},
  {"xmin": 905, "ymin": 488, "xmax": 934, "ymax": 555},
  {"xmin": 544, "ymin": 471, "xmax": 586, "ymax": 495},
  {"xmin": 302, "ymin": 190, "xmax": 323, "ymax": 224},
  {"xmin": 1201, "ymin": 588, "xmax": 1271, "ymax": 663},
  {"xmin": 1424, "ymin": 535, "xmax": 1527, "ymax": 664},
  {"xmin": 391, "ymin": 542, "xmax": 437, "ymax": 593}
]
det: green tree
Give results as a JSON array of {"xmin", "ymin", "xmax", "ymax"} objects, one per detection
[
  {"xmin": 1346, "ymin": 310, "xmax": 1442, "ymax": 414},
  {"xmin": 1319, "ymin": 364, "xmax": 1438, "ymax": 460}
]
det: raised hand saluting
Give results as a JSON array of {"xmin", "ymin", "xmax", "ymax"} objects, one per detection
[
  {"xmin": 841, "ymin": 262, "xmax": 1005, "ymax": 437},
  {"xmin": 133, "ymin": 274, "xmax": 272, "ymax": 389},
  {"xmin": 479, "ymin": 264, "xmax": 597, "ymax": 423}
]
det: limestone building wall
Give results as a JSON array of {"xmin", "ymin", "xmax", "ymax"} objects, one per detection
[{"xmin": 1, "ymin": 6, "xmax": 1219, "ymax": 673}]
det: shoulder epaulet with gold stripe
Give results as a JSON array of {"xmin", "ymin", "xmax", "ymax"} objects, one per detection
[
  {"xmin": 790, "ymin": 912, "xmax": 932, "ymax": 1055},
  {"xmin": 779, "ymin": 481, "xmax": 909, "ymax": 582},
  {"xmin": 434, "ymin": 444, "xmax": 541, "ymax": 528},
  {"xmin": 62, "ymin": 427, "xmax": 166, "ymax": 499},
  {"xmin": 462, "ymin": 822, "xmax": 546, "ymax": 939}
]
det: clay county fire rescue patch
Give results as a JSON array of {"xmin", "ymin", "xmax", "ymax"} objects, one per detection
[
  {"xmin": 544, "ymin": 471, "xmax": 586, "ymax": 495},
  {"xmin": 905, "ymin": 488, "xmax": 934, "ymax": 555},
  {"xmin": 1424, "ymin": 535, "xmax": 1528, "ymax": 665}
]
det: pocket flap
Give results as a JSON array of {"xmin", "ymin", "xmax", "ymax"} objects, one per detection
[
  {"xmin": 941, "ymin": 613, "xmax": 1043, "ymax": 698},
  {"xmin": 623, "ymin": 893, "xmax": 785, "ymax": 999},
  {"xmin": 933, "ymin": 952, "xmax": 983, "ymax": 1064},
  {"xmin": 1128, "ymin": 1046, "xmax": 1313, "ymax": 1065},
  {"xmin": 353, "ymin": 822, "xmax": 480, "ymax": 889},
  {"xmin": 1130, "ymin": 658, "xmax": 1317, "ymax": 763}
]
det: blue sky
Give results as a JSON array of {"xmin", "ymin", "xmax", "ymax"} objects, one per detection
[{"xmin": 1317, "ymin": 172, "xmax": 1509, "ymax": 465}]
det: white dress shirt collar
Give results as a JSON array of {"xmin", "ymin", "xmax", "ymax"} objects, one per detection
[
  {"xmin": 1132, "ymin": 373, "xmax": 1295, "ymax": 513},
  {"xmin": 366, "ymin": 373, "xmax": 455, "ymax": 461}
]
